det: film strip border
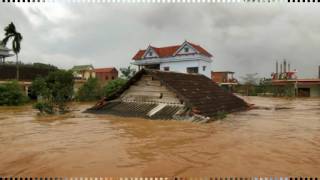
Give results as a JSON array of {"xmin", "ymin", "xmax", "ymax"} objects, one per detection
[
  {"xmin": 1, "ymin": 0, "xmax": 320, "ymax": 2},
  {"xmin": 0, "ymin": 178, "xmax": 319, "ymax": 180}
]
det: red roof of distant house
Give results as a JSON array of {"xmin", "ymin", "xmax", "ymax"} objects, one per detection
[
  {"xmin": 132, "ymin": 41, "xmax": 212, "ymax": 60},
  {"xmin": 94, "ymin": 68, "xmax": 117, "ymax": 73}
]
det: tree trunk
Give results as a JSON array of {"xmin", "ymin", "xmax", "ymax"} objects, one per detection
[{"xmin": 16, "ymin": 53, "xmax": 19, "ymax": 81}]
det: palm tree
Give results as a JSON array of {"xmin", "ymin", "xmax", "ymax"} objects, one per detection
[{"xmin": 1, "ymin": 22, "xmax": 23, "ymax": 80}]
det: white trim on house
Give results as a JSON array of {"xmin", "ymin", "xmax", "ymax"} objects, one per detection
[
  {"xmin": 131, "ymin": 54, "xmax": 212, "ymax": 66},
  {"xmin": 141, "ymin": 46, "xmax": 159, "ymax": 59},
  {"xmin": 173, "ymin": 41, "xmax": 199, "ymax": 56}
]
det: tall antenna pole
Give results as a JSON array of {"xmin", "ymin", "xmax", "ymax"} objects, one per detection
[{"xmin": 276, "ymin": 61, "xmax": 279, "ymax": 79}]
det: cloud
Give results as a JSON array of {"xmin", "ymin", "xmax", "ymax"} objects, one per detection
[{"xmin": 0, "ymin": 3, "xmax": 319, "ymax": 79}]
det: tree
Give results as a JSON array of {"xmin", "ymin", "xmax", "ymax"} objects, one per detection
[
  {"xmin": 240, "ymin": 73, "xmax": 260, "ymax": 96},
  {"xmin": 31, "ymin": 70, "xmax": 74, "ymax": 114},
  {"xmin": 241, "ymin": 73, "xmax": 259, "ymax": 85},
  {"xmin": 2, "ymin": 22, "xmax": 23, "ymax": 80},
  {"xmin": 30, "ymin": 77, "xmax": 50, "ymax": 99},
  {"xmin": 32, "ymin": 63, "xmax": 58, "ymax": 70},
  {"xmin": 0, "ymin": 81, "xmax": 28, "ymax": 106},
  {"xmin": 76, "ymin": 78, "xmax": 102, "ymax": 101},
  {"xmin": 46, "ymin": 70, "xmax": 74, "ymax": 112},
  {"xmin": 102, "ymin": 78, "xmax": 127, "ymax": 98},
  {"xmin": 120, "ymin": 66, "xmax": 136, "ymax": 79}
]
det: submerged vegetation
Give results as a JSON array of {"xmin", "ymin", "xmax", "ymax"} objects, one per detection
[
  {"xmin": 76, "ymin": 78, "xmax": 102, "ymax": 101},
  {"xmin": 31, "ymin": 70, "xmax": 74, "ymax": 114},
  {"xmin": 76, "ymin": 78, "xmax": 127, "ymax": 101},
  {"xmin": 214, "ymin": 111, "xmax": 227, "ymax": 120},
  {"xmin": 0, "ymin": 81, "xmax": 28, "ymax": 106},
  {"xmin": 76, "ymin": 66, "xmax": 135, "ymax": 101},
  {"xmin": 102, "ymin": 78, "xmax": 127, "ymax": 98}
]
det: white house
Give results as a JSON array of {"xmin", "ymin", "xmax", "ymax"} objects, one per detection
[{"xmin": 131, "ymin": 41, "xmax": 213, "ymax": 77}]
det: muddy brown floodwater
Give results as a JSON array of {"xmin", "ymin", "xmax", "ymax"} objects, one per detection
[{"xmin": 0, "ymin": 97, "xmax": 320, "ymax": 177}]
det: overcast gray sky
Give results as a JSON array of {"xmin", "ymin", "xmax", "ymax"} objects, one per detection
[{"xmin": 0, "ymin": 3, "xmax": 319, "ymax": 79}]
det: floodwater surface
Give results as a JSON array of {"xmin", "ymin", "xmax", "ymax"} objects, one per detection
[{"xmin": 0, "ymin": 97, "xmax": 320, "ymax": 176}]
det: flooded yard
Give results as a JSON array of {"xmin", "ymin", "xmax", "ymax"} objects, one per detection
[{"xmin": 0, "ymin": 97, "xmax": 320, "ymax": 176}]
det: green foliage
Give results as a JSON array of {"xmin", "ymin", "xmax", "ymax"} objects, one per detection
[
  {"xmin": 31, "ymin": 70, "xmax": 74, "ymax": 114},
  {"xmin": 214, "ymin": 111, "xmax": 227, "ymax": 120},
  {"xmin": 0, "ymin": 81, "xmax": 28, "ymax": 106},
  {"xmin": 33, "ymin": 102, "xmax": 54, "ymax": 114},
  {"xmin": 2, "ymin": 22, "xmax": 23, "ymax": 54},
  {"xmin": 30, "ymin": 77, "xmax": 50, "ymax": 98},
  {"xmin": 32, "ymin": 63, "xmax": 58, "ymax": 70},
  {"xmin": 2, "ymin": 22, "xmax": 23, "ymax": 80},
  {"xmin": 76, "ymin": 78, "xmax": 102, "ymax": 101},
  {"xmin": 102, "ymin": 78, "xmax": 127, "ymax": 98},
  {"xmin": 120, "ymin": 66, "xmax": 136, "ymax": 79}
]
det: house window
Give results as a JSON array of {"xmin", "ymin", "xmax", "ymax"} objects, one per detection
[
  {"xmin": 184, "ymin": 47, "xmax": 189, "ymax": 53},
  {"xmin": 105, "ymin": 76, "xmax": 109, "ymax": 80},
  {"xmin": 164, "ymin": 67, "xmax": 170, "ymax": 71},
  {"xmin": 112, "ymin": 76, "xmax": 115, "ymax": 80},
  {"xmin": 187, "ymin": 67, "xmax": 199, "ymax": 74},
  {"xmin": 202, "ymin": 66, "xmax": 206, "ymax": 71},
  {"xmin": 149, "ymin": 52, "xmax": 153, "ymax": 56}
]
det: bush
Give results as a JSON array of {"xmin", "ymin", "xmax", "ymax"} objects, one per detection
[
  {"xmin": 31, "ymin": 70, "xmax": 74, "ymax": 114},
  {"xmin": 30, "ymin": 76, "xmax": 50, "ymax": 98},
  {"xmin": 0, "ymin": 81, "xmax": 28, "ymax": 106},
  {"xmin": 102, "ymin": 78, "xmax": 127, "ymax": 97},
  {"xmin": 76, "ymin": 78, "xmax": 102, "ymax": 101},
  {"xmin": 33, "ymin": 102, "xmax": 54, "ymax": 114}
]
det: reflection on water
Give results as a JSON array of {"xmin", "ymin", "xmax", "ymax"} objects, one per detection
[{"xmin": 0, "ymin": 97, "xmax": 320, "ymax": 176}]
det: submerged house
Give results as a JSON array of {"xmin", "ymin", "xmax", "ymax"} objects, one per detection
[{"xmin": 89, "ymin": 69, "xmax": 249, "ymax": 122}]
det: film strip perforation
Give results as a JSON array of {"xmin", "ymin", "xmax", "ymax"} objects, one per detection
[
  {"xmin": 1, "ymin": 178, "xmax": 317, "ymax": 180},
  {"xmin": 2, "ymin": 0, "xmax": 319, "ymax": 2}
]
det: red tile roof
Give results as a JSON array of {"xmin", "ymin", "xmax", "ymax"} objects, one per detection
[
  {"xmin": 94, "ymin": 67, "xmax": 117, "ymax": 73},
  {"xmin": 132, "ymin": 42, "xmax": 212, "ymax": 60}
]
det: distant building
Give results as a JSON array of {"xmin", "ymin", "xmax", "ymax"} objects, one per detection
[
  {"xmin": 71, "ymin": 65, "xmax": 95, "ymax": 80},
  {"xmin": 211, "ymin": 71, "xmax": 238, "ymax": 92},
  {"xmin": 0, "ymin": 44, "xmax": 14, "ymax": 63},
  {"xmin": 94, "ymin": 67, "xmax": 118, "ymax": 84},
  {"xmin": 271, "ymin": 79, "xmax": 320, "ymax": 97},
  {"xmin": 269, "ymin": 60, "xmax": 320, "ymax": 97},
  {"xmin": 211, "ymin": 71, "xmax": 238, "ymax": 84},
  {"xmin": 131, "ymin": 41, "xmax": 213, "ymax": 78}
]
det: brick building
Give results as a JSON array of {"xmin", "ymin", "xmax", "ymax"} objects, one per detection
[{"xmin": 94, "ymin": 67, "xmax": 118, "ymax": 84}]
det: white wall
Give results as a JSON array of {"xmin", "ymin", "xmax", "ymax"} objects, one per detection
[{"xmin": 160, "ymin": 60, "xmax": 212, "ymax": 78}]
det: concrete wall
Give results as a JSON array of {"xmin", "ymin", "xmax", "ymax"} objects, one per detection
[
  {"xmin": 160, "ymin": 60, "xmax": 211, "ymax": 78},
  {"xmin": 310, "ymin": 86, "xmax": 320, "ymax": 97}
]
